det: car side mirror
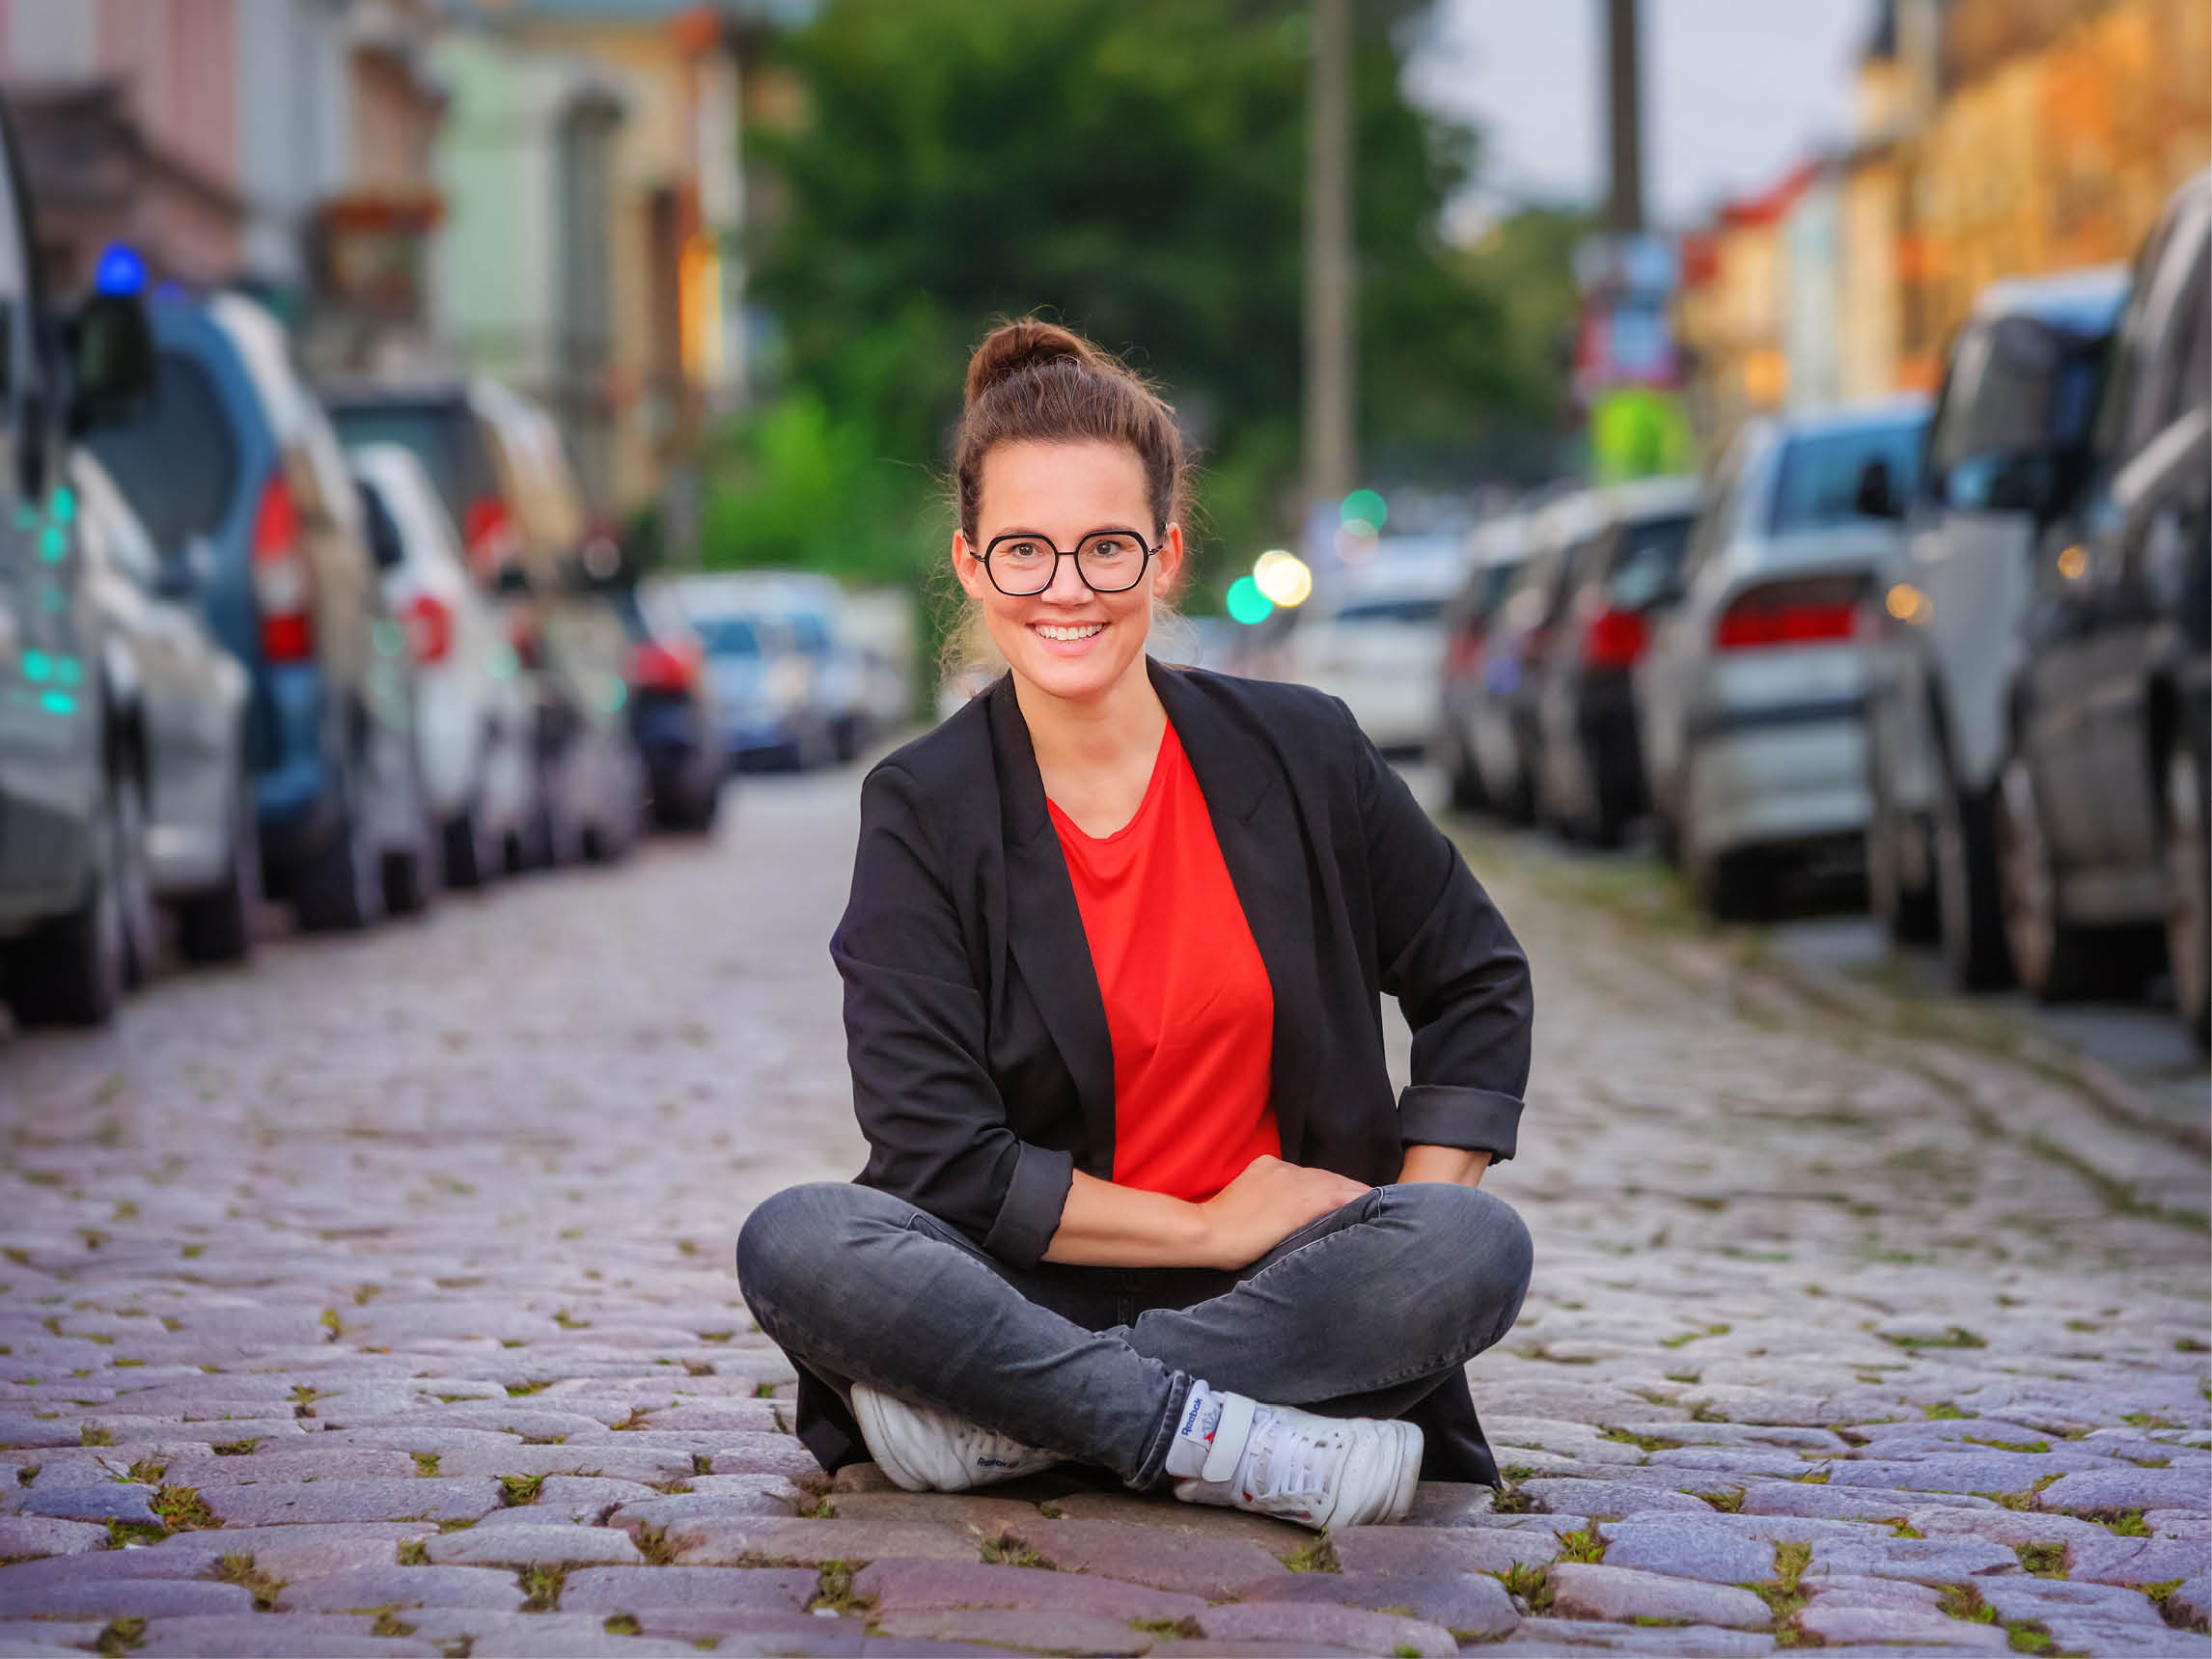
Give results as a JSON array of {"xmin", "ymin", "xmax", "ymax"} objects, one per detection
[
  {"xmin": 65, "ymin": 291, "xmax": 156, "ymax": 433},
  {"xmin": 356, "ymin": 482, "xmax": 405, "ymax": 571},
  {"xmin": 1854, "ymin": 457, "xmax": 1902, "ymax": 520}
]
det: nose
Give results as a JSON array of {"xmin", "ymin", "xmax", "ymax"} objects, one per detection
[{"xmin": 1039, "ymin": 549, "xmax": 1093, "ymax": 604}]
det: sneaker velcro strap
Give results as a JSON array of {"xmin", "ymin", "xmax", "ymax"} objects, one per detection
[{"xmin": 1202, "ymin": 1392, "xmax": 1257, "ymax": 1485}]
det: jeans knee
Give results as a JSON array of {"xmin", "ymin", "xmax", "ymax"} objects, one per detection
[
  {"xmin": 1393, "ymin": 1181, "xmax": 1534, "ymax": 1332},
  {"xmin": 735, "ymin": 1182, "xmax": 866, "ymax": 1326}
]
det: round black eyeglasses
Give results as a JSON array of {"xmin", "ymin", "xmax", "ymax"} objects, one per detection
[{"xmin": 978, "ymin": 530, "xmax": 1159, "ymax": 596}]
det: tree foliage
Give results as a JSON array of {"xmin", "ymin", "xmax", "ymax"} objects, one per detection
[{"xmin": 700, "ymin": 0, "xmax": 1576, "ymax": 595}]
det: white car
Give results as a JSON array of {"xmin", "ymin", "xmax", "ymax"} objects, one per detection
[
  {"xmin": 1638, "ymin": 399, "xmax": 1930, "ymax": 915},
  {"xmin": 1286, "ymin": 538, "xmax": 1466, "ymax": 754},
  {"xmin": 350, "ymin": 443, "xmax": 535, "ymax": 887}
]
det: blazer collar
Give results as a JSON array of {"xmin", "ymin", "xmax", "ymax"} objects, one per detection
[{"xmin": 985, "ymin": 658, "xmax": 1274, "ymax": 845}]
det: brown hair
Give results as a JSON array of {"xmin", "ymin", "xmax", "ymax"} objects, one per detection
[{"xmin": 953, "ymin": 318, "xmax": 1190, "ymax": 547}]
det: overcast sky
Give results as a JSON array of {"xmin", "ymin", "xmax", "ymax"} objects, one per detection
[{"xmin": 1407, "ymin": 0, "xmax": 1874, "ymax": 234}]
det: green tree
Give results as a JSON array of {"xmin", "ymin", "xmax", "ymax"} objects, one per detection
[{"xmin": 710, "ymin": 0, "xmax": 1573, "ymax": 600}]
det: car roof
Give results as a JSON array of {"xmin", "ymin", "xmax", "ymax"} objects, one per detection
[
  {"xmin": 1970, "ymin": 264, "xmax": 2130, "ymax": 333},
  {"xmin": 1770, "ymin": 394, "xmax": 1931, "ymax": 439}
]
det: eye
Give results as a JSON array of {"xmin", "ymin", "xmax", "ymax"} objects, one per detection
[
  {"xmin": 1002, "ymin": 540, "xmax": 1045, "ymax": 561},
  {"xmin": 1088, "ymin": 538, "xmax": 1130, "ymax": 558}
]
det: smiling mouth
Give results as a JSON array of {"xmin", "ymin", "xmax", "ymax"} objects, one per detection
[{"xmin": 1034, "ymin": 622, "xmax": 1106, "ymax": 642}]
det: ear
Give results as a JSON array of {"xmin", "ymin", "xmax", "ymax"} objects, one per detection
[
  {"xmin": 1152, "ymin": 521, "xmax": 1186, "ymax": 595},
  {"xmin": 953, "ymin": 530, "xmax": 990, "ymax": 602}
]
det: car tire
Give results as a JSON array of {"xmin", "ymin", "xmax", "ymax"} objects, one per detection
[
  {"xmin": 1867, "ymin": 746, "xmax": 1938, "ymax": 945},
  {"xmin": 442, "ymin": 805, "xmax": 493, "ymax": 891},
  {"xmin": 1933, "ymin": 750, "xmax": 2013, "ymax": 990},
  {"xmin": 292, "ymin": 774, "xmax": 385, "ymax": 933},
  {"xmin": 4, "ymin": 770, "xmax": 131, "ymax": 1025},
  {"xmin": 1446, "ymin": 737, "xmax": 1487, "ymax": 815},
  {"xmin": 1993, "ymin": 754, "xmax": 2149, "ymax": 1002},
  {"xmin": 176, "ymin": 762, "xmax": 260, "ymax": 964},
  {"xmin": 655, "ymin": 778, "xmax": 721, "ymax": 835},
  {"xmin": 2163, "ymin": 737, "xmax": 2209, "ymax": 1050},
  {"xmin": 112, "ymin": 761, "xmax": 157, "ymax": 990},
  {"xmin": 1699, "ymin": 846, "xmax": 1773, "ymax": 923},
  {"xmin": 381, "ymin": 772, "xmax": 440, "ymax": 917}
]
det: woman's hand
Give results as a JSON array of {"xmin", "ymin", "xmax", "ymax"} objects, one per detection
[{"xmin": 1198, "ymin": 1154, "xmax": 1370, "ymax": 1270}]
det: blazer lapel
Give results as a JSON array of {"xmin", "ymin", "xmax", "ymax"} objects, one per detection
[
  {"xmin": 1151, "ymin": 663, "xmax": 1324, "ymax": 1164},
  {"xmin": 986, "ymin": 677, "xmax": 1120, "ymax": 1177}
]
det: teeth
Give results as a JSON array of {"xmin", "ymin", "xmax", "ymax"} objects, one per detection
[{"xmin": 1037, "ymin": 623, "xmax": 1104, "ymax": 642}]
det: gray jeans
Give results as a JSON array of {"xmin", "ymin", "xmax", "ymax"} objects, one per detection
[{"xmin": 735, "ymin": 1178, "xmax": 1533, "ymax": 1489}]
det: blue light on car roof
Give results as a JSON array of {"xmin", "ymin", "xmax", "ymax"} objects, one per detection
[{"xmin": 94, "ymin": 242, "xmax": 147, "ymax": 296}]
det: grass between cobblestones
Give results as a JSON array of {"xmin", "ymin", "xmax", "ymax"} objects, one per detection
[
  {"xmin": 207, "ymin": 1550, "xmax": 283, "ymax": 1610},
  {"xmin": 974, "ymin": 1526, "xmax": 1053, "ymax": 1568},
  {"xmin": 518, "ymin": 1563, "xmax": 566, "ymax": 1612},
  {"xmin": 633, "ymin": 1522, "xmax": 677, "ymax": 1564},
  {"xmin": 398, "ymin": 1538, "xmax": 428, "ymax": 1565},
  {"xmin": 1497, "ymin": 1562, "xmax": 1552, "ymax": 1615},
  {"xmin": 809, "ymin": 1560, "xmax": 871, "ymax": 1614},
  {"xmin": 1747, "ymin": 1541, "xmax": 1811, "ymax": 1645},
  {"xmin": 499, "ymin": 1472, "xmax": 545, "ymax": 1507},
  {"xmin": 93, "ymin": 1617, "xmax": 145, "ymax": 1656}
]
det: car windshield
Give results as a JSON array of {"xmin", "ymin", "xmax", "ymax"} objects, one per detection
[
  {"xmin": 1335, "ymin": 595, "xmax": 1446, "ymax": 626},
  {"xmin": 328, "ymin": 401, "xmax": 496, "ymax": 524},
  {"xmin": 693, "ymin": 616, "xmax": 761, "ymax": 657},
  {"xmin": 84, "ymin": 350, "xmax": 238, "ymax": 549},
  {"xmin": 1768, "ymin": 419, "xmax": 1926, "ymax": 535},
  {"xmin": 1608, "ymin": 512, "xmax": 1695, "ymax": 609}
]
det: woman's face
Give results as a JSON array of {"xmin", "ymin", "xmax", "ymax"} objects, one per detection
[{"xmin": 954, "ymin": 439, "xmax": 1183, "ymax": 706}]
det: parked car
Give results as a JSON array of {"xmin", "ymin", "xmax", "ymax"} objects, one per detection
[
  {"xmin": 0, "ymin": 121, "xmax": 170, "ymax": 1021},
  {"xmin": 88, "ymin": 292, "xmax": 433, "ymax": 932},
  {"xmin": 350, "ymin": 442, "xmax": 534, "ymax": 885},
  {"xmin": 1485, "ymin": 494, "xmax": 1605, "ymax": 820},
  {"xmin": 1638, "ymin": 398, "xmax": 1929, "ymax": 915},
  {"xmin": 613, "ymin": 578, "xmax": 723, "ymax": 832},
  {"xmin": 1860, "ymin": 267, "xmax": 2130, "ymax": 985},
  {"xmin": 1286, "ymin": 535, "xmax": 1465, "ymax": 755},
  {"xmin": 669, "ymin": 573, "xmax": 836, "ymax": 771},
  {"xmin": 72, "ymin": 452, "xmax": 257, "ymax": 971},
  {"xmin": 1997, "ymin": 171, "xmax": 2209, "ymax": 1043},
  {"xmin": 323, "ymin": 376, "xmax": 642, "ymax": 867},
  {"xmin": 1436, "ymin": 510, "xmax": 1540, "ymax": 815},
  {"xmin": 1529, "ymin": 476, "xmax": 1701, "ymax": 843}
]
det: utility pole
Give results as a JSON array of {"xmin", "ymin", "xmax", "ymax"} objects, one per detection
[
  {"xmin": 1304, "ymin": 0, "xmax": 1354, "ymax": 510},
  {"xmin": 1605, "ymin": 0, "xmax": 1645, "ymax": 234}
]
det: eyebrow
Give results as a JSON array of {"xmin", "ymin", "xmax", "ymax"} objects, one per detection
[{"xmin": 985, "ymin": 525, "xmax": 1148, "ymax": 541}]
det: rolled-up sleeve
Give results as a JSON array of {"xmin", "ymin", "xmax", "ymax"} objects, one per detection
[
  {"xmin": 1342, "ymin": 705, "xmax": 1535, "ymax": 1160},
  {"xmin": 831, "ymin": 762, "xmax": 1073, "ymax": 1264}
]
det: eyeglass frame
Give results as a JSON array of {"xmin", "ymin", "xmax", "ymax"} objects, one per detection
[{"xmin": 972, "ymin": 526, "xmax": 1166, "ymax": 595}]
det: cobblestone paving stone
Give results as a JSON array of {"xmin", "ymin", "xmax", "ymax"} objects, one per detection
[{"xmin": 0, "ymin": 771, "xmax": 2207, "ymax": 1656}]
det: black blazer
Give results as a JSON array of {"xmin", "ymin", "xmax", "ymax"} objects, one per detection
[{"xmin": 805, "ymin": 659, "xmax": 1535, "ymax": 1484}]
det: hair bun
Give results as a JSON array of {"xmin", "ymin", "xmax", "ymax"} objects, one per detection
[{"xmin": 965, "ymin": 318, "xmax": 1100, "ymax": 405}]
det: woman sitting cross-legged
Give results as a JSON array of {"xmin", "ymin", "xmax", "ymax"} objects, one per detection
[{"xmin": 736, "ymin": 318, "xmax": 1535, "ymax": 1532}]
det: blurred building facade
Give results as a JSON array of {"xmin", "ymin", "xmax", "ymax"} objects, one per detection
[
  {"xmin": 1677, "ymin": 0, "xmax": 2212, "ymax": 455},
  {"xmin": 0, "ymin": 0, "xmax": 446, "ymax": 364},
  {"xmin": 431, "ymin": 0, "xmax": 773, "ymax": 522}
]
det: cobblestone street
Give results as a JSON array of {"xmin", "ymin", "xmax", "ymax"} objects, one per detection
[{"xmin": 1, "ymin": 762, "xmax": 2207, "ymax": 1658}]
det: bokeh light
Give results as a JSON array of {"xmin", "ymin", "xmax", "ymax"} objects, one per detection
[
  {"xmin": 1340, "ymin": 488, "xmax": 1387, "ymax": 530},
  {"xmin": 1225, "ymin": 575, "xmax": 1274, "ymax": 624},
  {"xmin": 1253, "ymin": 549, "xmax": 1313, "ymax": 607}
]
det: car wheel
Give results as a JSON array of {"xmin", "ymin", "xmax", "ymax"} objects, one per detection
[
  {"xmin": 1867, "ymin": 747, "xmax": 1938, "ymax": 945},
  {"xmin": 1993, "ymin": 754, "xmax": 2150, "ymax": 1002},
  {"xmin": 442, "ymin": 805, "xmax": 493, "ymax": 891},
  {"xmin": 1933, "ymin": 749, "xmax": 2013, "ymax": 990},
  {"xmin": 655, "ymin": 777, "xmax": 721, "ymax": 835},
  {"xmin": 2164, "ymin": 738, "xmax": 2209, "ymax": 1050},
  {"xmin": 292, "ymin": 773, "xmax": 385, "ymax": 933},
  {"xmin": 176, "ymin": 761, "xmax": 260, "ymax": 964},
  {"xmin": 113, "ymin": 762, "xmax": 157, "ymax": 989},
  {"xmin": 382, "ymin": 775, "xmax": 440, "ymax": 917},
  {"xmin": 1446, "ymin": 735, "xmax": 1488, "ymax": 815},
  {"xmin": 4, "ymin": 770, "xmax": 130, "ymax": 1025},
  {"xmin": 1698, "ymin": 846, "xmax": 1773, "ymax": 923}
]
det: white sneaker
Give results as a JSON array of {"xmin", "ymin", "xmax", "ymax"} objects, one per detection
[
  {"xmin": 1165, "ymin": 1385, "xmax": 1423, "ymax": 1531},
  {"xmin": 848, "ymin": 1382, "xmax": 1060, "ymax": 1492}
]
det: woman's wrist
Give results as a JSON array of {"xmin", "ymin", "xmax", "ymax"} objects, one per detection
[{"xmin": 1397, "ymin": 1144, "xmax": 1492, "ymax": 1186}]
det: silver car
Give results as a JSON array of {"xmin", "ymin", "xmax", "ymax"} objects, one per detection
[
  {"xmin": 1861, "ymin": 267, "xmax": 2128, "ymax": 986},
  {"xmin": 1638, "ymin": 399, "xmax": 1930, "ymax": 916},
  {"xmin": 72, "ymin": 453, "xmax": 257, "ymax": 967}
]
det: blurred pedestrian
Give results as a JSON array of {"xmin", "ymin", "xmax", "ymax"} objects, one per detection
[{"xmin": 737, "ymin": 319, "xmax": 1535, "ymax": 1530}]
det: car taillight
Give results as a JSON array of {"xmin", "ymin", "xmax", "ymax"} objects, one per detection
[
  {"xmin": 1446, "ymin": 628, "xmax": 1485, "ymax": 677},
  {"xmin": 250, "ymin": 474, "xmax": 314, "ymax": 662},
  {"xmin": 1715, "ymin": 576, "xmax": 1863, "ymax": 652},
  {"xmin": 626, "ymin": 639, "xmax": 698, "ymax": 695},
  {"xmin": 407, "ymin": 593, "xmax": 454, "ymax": 665},
  {"xmin": 463, "ymin": 495, "xmax": 518, "ymax": 578},
  {"xmin": 1581, "ymin": 608, "xmax": 1647, "ymax": 669}
]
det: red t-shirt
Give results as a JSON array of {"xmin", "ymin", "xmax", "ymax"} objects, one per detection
[{"xmin": 1047, "ymin": 718, "xmax": 1279, "ymax": 1203}]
